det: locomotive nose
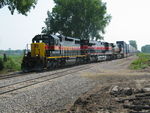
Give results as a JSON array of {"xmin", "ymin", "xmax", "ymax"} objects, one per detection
[{"xmin": 31, "ymin": 43, "xmax": 46, "ymax": 57}]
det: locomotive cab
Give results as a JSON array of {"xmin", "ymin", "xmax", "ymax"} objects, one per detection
[{"xmin": 31, "ymin": 34, "xmax": 61, "ymax": 57}]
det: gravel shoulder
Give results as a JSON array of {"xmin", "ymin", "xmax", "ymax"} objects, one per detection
[{"xmin": 0, "ymin": 56, "xmax": 147, "ymax": 113}]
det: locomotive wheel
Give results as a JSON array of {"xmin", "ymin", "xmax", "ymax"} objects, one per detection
[
  {"xmin": 59, "ymin": 59, "xmax": 66, "ymax": 67},
  {"xmin": 76, "ymin": 57, "xmax": 81, "ymax": 65}
]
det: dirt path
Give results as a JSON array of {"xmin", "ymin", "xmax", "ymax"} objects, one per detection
[{"xmin": 65, "ymin": 56, "xmax": 150, "ymax": 113}]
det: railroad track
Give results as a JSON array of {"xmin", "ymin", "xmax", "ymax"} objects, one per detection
[
  {"xmin": 0, "ymin": 63, "xmax": 89, "ymax": 80},
  {"xmin": 0, "ymin": 65, "xmax": 90, "ymax": 96},
  {"xmin": 0, "ymin": 72, "xmax": 32, "ymax": 80}
]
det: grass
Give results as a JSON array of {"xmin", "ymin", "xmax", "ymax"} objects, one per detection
[
  {"xmin": 0, "ymin": 55, "xmax": 23, "ymax": 73},
  {"xmin": 130, "ymin": 53, "xmax": 150, "ymax": 69}
]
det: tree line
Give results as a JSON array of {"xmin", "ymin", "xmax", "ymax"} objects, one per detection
[{"xmin": 0, "ymin": 50, "xmax": 23, "ymax": 56}]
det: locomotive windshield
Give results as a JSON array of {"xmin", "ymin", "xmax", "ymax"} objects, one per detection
[
  {"xmin": 32, "ymin": 35, "xmax": 59, "ymax": 46},
  {"xmin": 32, "ymin": 35, "xmax": 49, "ymax": 44}
]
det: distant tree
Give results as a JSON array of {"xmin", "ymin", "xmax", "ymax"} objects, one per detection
[
  {"xmin": 42, "ymin": 0, "xmax": 111, "ymax": 40},
  {"xmin": 129, "ymin": 40, "xmax": 137, "ymax": 49},
  {"xmin": 0, "ymin": 0, "xmax": 37, "ymax": 15},
  {"xmin": 141, "ymin": 45, "xmax": 150, "ymax": 53}
]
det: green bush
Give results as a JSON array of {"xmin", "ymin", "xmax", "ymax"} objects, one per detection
[
  {"xmin": 4, "ymin": 56, "xmax": 22, "ymax": 71},
  {"xmin": 130, "ymin": 53, "xmax": 150, "ymax": 69},
  {"xmin": 0, "ymin": 58, "xmax": 4, "ymax": 70}
]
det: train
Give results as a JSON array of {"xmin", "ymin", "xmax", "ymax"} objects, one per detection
[{"xmin": 21, "ymin": 34, "xmax": 137, "ymax": 72}]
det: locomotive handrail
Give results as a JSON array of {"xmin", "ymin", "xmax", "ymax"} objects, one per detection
[{"xmin": 24, "ymin": 44, "xmax": 31, "ymax": 56}]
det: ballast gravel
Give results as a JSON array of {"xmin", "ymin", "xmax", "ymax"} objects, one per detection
[{"xmin": 0, "ymin": 72, "xmax": 97, "ymax": 113}]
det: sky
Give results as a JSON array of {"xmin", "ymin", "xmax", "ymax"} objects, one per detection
[{"xmin": 0, "ymin": 0, "xmax": 150, "ymax": 50}]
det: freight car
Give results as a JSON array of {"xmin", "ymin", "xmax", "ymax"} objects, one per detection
[{"xmin": 21, "ymin": 34, "xmax": 137, "ymax": 72}]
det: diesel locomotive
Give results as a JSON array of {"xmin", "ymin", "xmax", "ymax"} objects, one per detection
[{"xmin": 21, "ymin": 34, "xmax": 137, "ymax": 72}]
